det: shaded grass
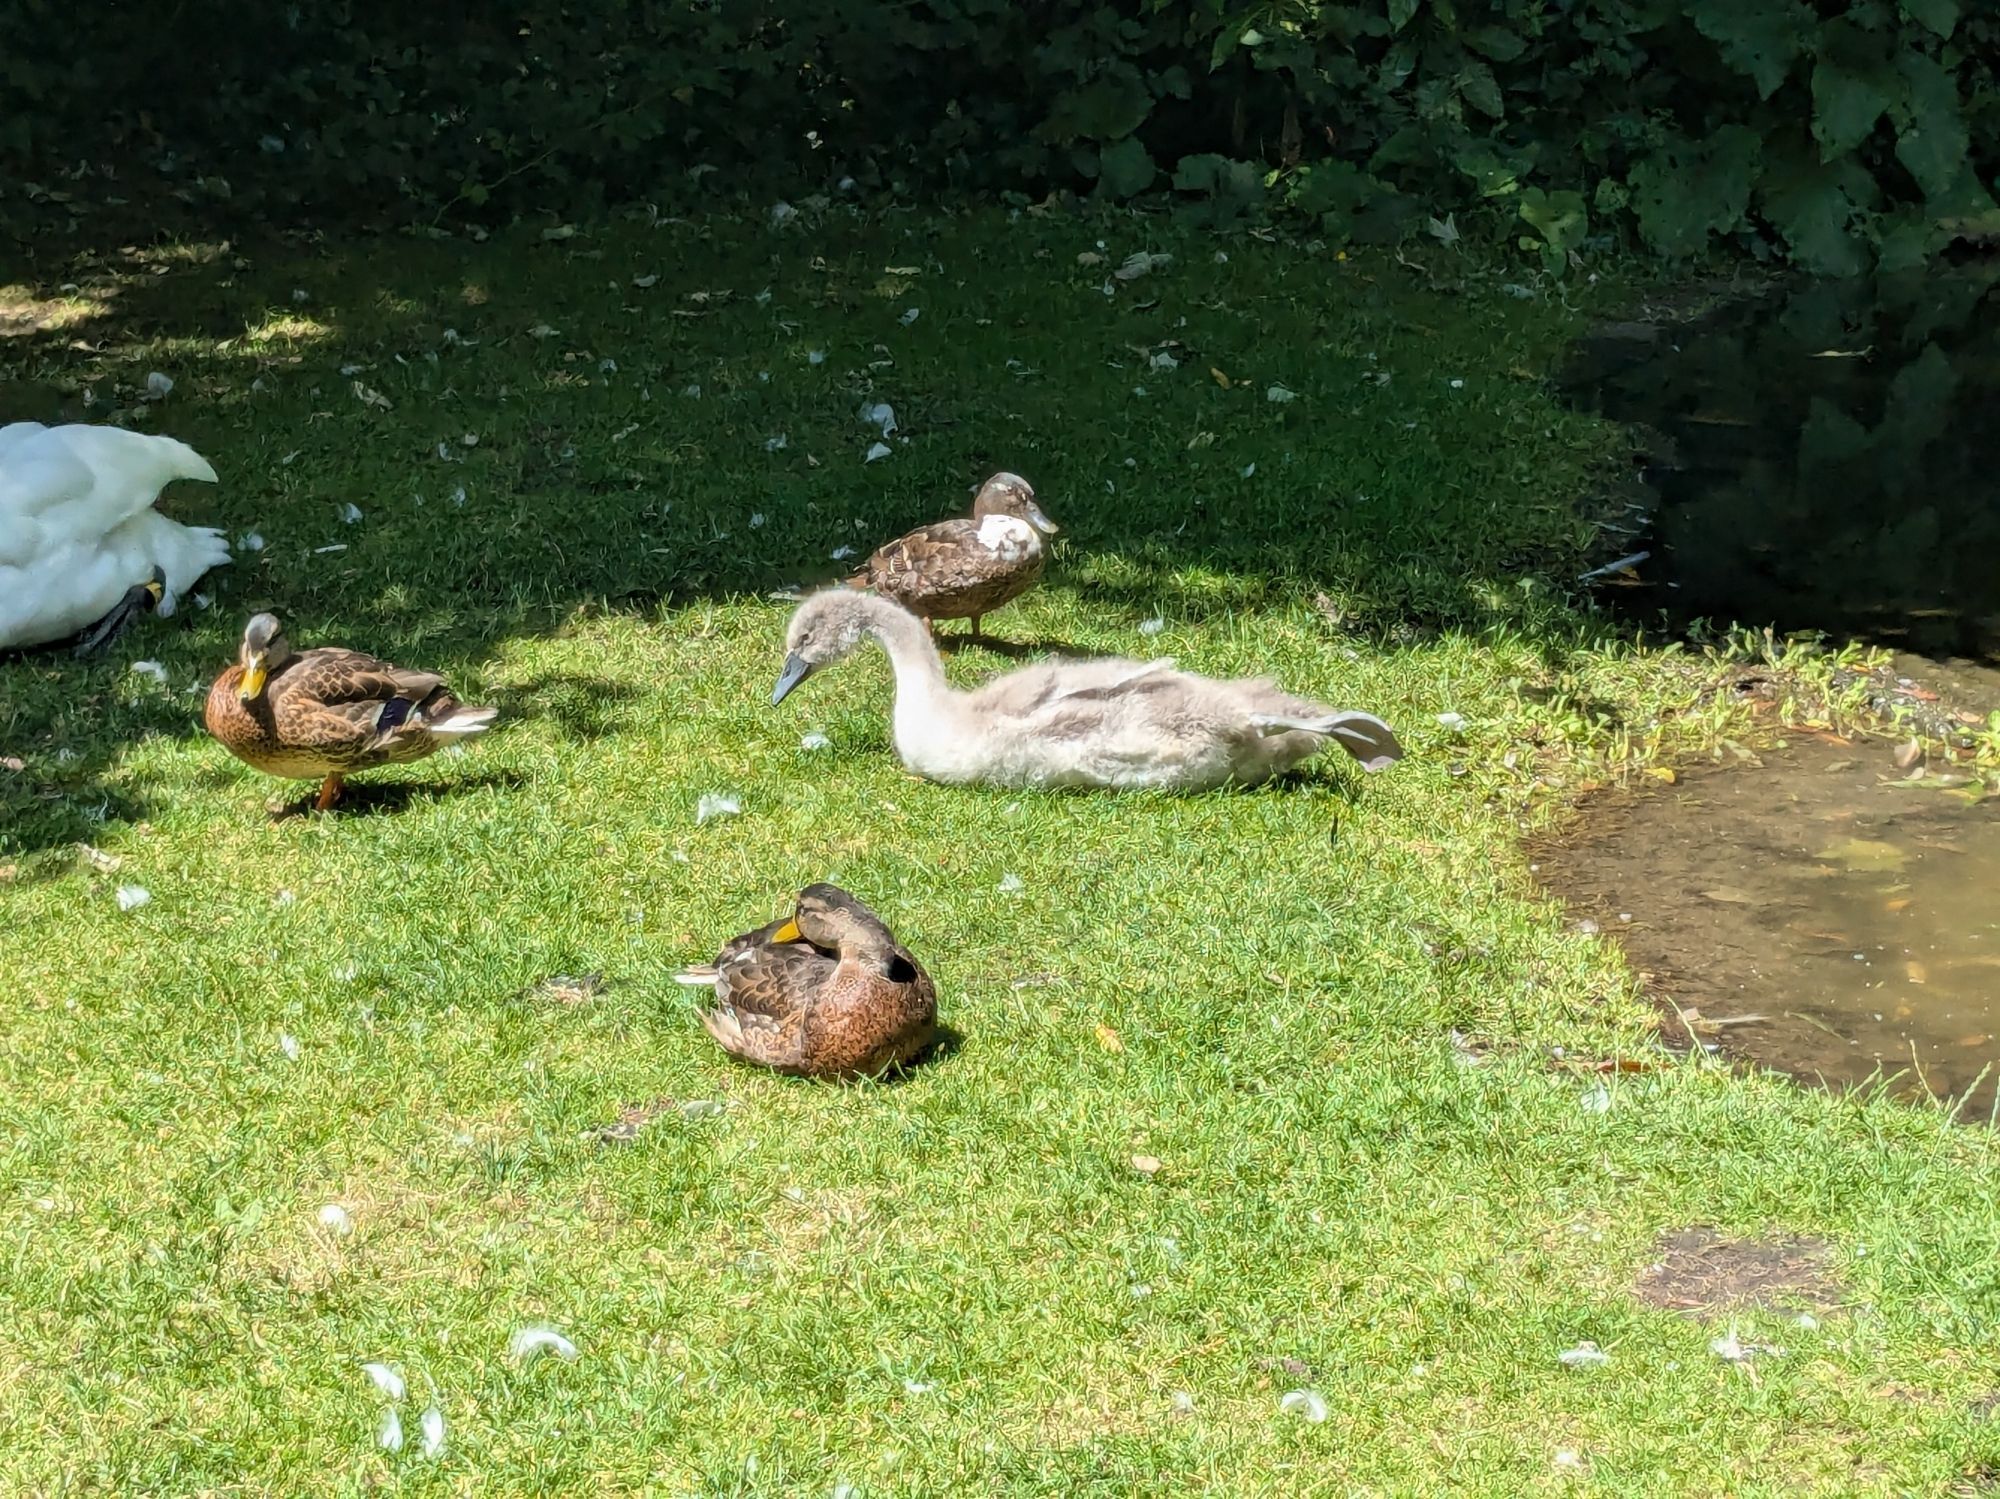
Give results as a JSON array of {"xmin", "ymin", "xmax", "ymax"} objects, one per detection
[{"xmin": 2, "ymin": 208, "xmax": 1998, "ymax": 1494}]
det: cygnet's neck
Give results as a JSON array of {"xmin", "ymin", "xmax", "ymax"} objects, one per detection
[{"xmin": 855, "ymin": 597, "xmax": 964, "ymax": 739}]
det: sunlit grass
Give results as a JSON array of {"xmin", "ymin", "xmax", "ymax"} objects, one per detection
[{"xmin": 1, "ymin": 209, "xmax": 1995, "ymax": 1494}]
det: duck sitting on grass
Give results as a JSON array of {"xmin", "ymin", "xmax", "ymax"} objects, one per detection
[
  {"xmin": 771, "ymin": 591, "xmax": 1403, "ymax": 791},
  {"xmin": 677, "ymin": 883, "xmax": 938, "ymax": 1080},
  {"xmin": 204, "ymin": 612, "xmax": 498, "ymax": 811}
]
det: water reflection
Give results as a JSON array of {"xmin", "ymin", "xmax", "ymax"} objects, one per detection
[{"xmin": 1564, "ymin": 267, "xmax": 2000, "ymax": 663}]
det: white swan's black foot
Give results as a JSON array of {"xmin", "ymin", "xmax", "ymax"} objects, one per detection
[{"xmin": 71, "ymin": 567, "xmax": 166, "ymax": 658}]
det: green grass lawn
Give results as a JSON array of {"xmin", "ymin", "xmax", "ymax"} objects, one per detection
[{"xmin": 3, "ymin": 207, "xmax": 1998, "ymax": 1495}]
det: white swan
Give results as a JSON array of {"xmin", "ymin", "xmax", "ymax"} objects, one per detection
[
  {"xmin": 771, "ymin": 591, "xmax": 1404, "ymax": 790},
  {"xmin": 0, "ymin": 421, "xmax": 231, "ymax": 652}
]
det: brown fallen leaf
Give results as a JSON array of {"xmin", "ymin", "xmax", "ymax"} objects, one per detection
[
  {"xmin": 1886, "ymin": 897, "xmax": 1914, "ymax": 913},
  {"xmin": 1956, "ymin": 1034, "xmax": 1993, "ymax": 1049},
  {"xmin": 1905, "ymin": 961, "xmax": 1928, "ymax": 985},
  {"xmin": 1209, "ymin": 367, "xmax": 1232, "ymax": 389},
  {"xmin": 1893, "ymin": 738, "xmax": 1924, "ymax": 772},
  {"xmin": 590, "ymin": 1098, "xmax": 676, "ymax": 1146},
  {"xmin": 528, "ymin": 973, "xmax": 607, "ymax": 1005},
  {"xmin": 1095, "ymin": 1023, "xmax": 1125, "ymax": 1054},
  {"xmin": 1701, "ymin": 886, "xmax": 1763, "ymax": 905}
]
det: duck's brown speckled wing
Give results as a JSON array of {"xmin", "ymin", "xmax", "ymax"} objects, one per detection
[
  {"xmin": 270, "ymin": 648, "xmax": 465, "ymax": 765},
  {"xmin": 712, "ymin": 932, "xmax": 836, "ymax": 1021},
  {"xmin": 861, "ymin": 518, "xmax": 1043, "ymax": 621},
  {"xmin": 700, "ymin": 929, "xmax": 834, "ymax": 1073}
]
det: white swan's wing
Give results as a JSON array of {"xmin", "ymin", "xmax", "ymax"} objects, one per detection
[
  {"xmin": 0, "ymin": 425, "xmax": 228, "ymax": 645},
  {"xmin": 0, "ymin": 423, "xmax": 95, "ymax": 524},
  {"xmin": 36, "ymin": 425, "xmax": 217, "ymax": 535}
]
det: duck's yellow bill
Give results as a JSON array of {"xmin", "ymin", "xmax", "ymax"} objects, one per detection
[
  {"xmin": 238, "ymin": 663, "xmax": 268, "ymax": 699},
  {"xmin": 771, "ymin": 919, "xmax": 802, "ymax": 944}
]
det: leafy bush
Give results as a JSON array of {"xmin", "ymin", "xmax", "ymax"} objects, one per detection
[{"xmin": 2, "ymin": 0, "xmax": 1994, "ymax": 272}]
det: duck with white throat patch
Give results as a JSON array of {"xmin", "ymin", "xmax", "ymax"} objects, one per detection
[{"xmin": 848, "ymin": 470, "xmax": 1057, "ymax": 640}]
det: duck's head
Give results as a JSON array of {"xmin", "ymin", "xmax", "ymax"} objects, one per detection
[
  {"xmin": 770, "ymin": 883, "xmax": 899, "ymax": 961},
  {"xmin": 972, "ymin": 471, "xmax": 1058, "ymax": 536},
  {"xmin": 235, "ymin": 611, "xmax": 294, "ymax": 700},
  {"xmin": 772, "ymin": 591, "xmax": 884, "ymax": 705}
]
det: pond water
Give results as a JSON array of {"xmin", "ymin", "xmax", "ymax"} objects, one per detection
[
  {"xmin": 1539, "ymin": 740, "xmax": 2000, "ymax": 1118},
  {"xmin": 1549, "ymin": 270, "xmax": 2000, "ymax": 1116}
]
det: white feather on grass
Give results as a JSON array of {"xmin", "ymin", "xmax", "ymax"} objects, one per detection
[
  {"xmin": 507, "ymin": 1325, "xmax": 579, "ymax": 1364},
  {"xmin": 360, "ymin": 1362, "xmax": 405, "ymax": 1400},
  {"xmin": 1278, "ymin": 1389, "xmax": 1328, "ymax": 1422}
]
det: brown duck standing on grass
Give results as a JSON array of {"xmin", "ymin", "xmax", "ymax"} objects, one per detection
[
  {"xmin": 204, "ymin": 612, "xmax": 498, "ymax": 811},
  {"xmin": 676, "ymin": 884, "xmax": 938, "ymax": 1080},
  {"xmin": 850, "ymin": 470, "xmax": 1058, "ymax": 640}
]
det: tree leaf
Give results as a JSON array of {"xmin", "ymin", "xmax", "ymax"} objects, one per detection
[
  {"xmin": 1811, "ymin": 27, "xmax": 1903, "ymax": 160},
  {"xmin": 1464, "ymin": 27, "xmax": 1528, "ymax": 62},
  {"xmin": 1628, "ymin": 126, "xmax": 1760, "ymax": 256},
  {"xmin": 1096, "ymin": 136, "xmax": 1156, "ymax": 199},
  {"xmin": 1389, "ymin": 0, "xmax": 1422, "ymax": 34},
  {"xmin": 1043, "ymin": 70, "xmax": 1153, "ymax": 143},
  {"xmin": 1452, "ymin": 140, "xmax": 1538, "ymax": 198},
  {"xmin": 1171, "ymin": 153, "xmax": 1266, "ymax": 223},
  {"xmin": 1759, "ymin": 146, "xmax": 1876, "ymax": 275},
  {"xmin": 1519, "ymin": 187, "xmax": 1588, "ymax": 253},
  {"xmin": 1458, "ymin": 61, "xmax": 1504, "ymax": 119},
  {"xmin": 1798, "ymin": 397, "xmax": 1870, "ymax": 472},
  {"xmin": 1900, "ymin": 0, "xmax": 1959, "ymax": 39},
  {"xmin": 1287, "ymin": 159, "xmax": 1383, "ymax": 222},
  {"xmin": 1688, "ymin": 0, "xmax": 1814, "ymax": 100},
  {"xmin": 1891, "ymin": 51, "xmax": 1967, "ymax": 200}
]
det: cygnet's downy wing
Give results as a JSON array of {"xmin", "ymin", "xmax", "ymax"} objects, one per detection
[
  {"xmin": 1042, "ymin": 658, "xmax": 1178, "ymax": 704},
  {"xmin": 973, "ymin": 657, "xmax": 1177, "ymax": 721},
  {"xmin": 1249, "ymin": 709, "xmax": 1404, "ymax": 771}
]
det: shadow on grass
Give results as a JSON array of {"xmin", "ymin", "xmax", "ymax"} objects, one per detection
[
  {"xmin": 936, "ymin": 633, "xmax": 1092, "ymax": 660},
  {"xmin": 263, "ymin": 768, "xmax": 532, "ymax": 821},
  {"xmin": 2, "ymin": 207, "xmax": 1630, "ymax": 853},
  {"xmin": 486, "ymin": 673, "xmax": 642, "ymax": 742}
]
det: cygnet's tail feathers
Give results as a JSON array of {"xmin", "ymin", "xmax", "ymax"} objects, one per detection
[{"xmin": 1252, "ymin": 709, "xmax": 1405, "ymax": 772}]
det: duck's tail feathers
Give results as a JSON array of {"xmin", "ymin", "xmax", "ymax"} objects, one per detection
[
  {"xmin": 428, "ymin": 705, "xmax": 498, "ymax": 737},
  {"xmin": 1251, "ymin": 709, "xmax": 1405, "ymax": 772},
  {"xmin": 699, "ymin": 1005, "xmax": 746, "ymax": 1049},
  {"xmin": 674, "ymin": 965, "xmax": 721, "ymax": 986}
]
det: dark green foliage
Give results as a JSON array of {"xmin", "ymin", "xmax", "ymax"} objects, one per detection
[{"xmin": 1, "ymin": 1, "xmax": 1994, "ymax": 272}]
